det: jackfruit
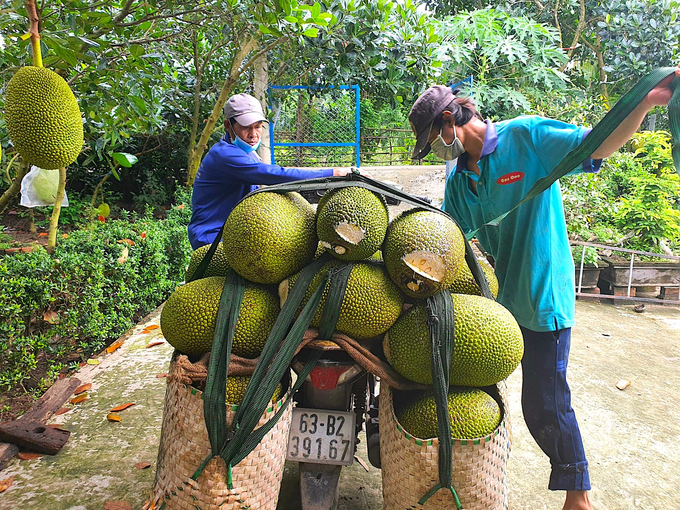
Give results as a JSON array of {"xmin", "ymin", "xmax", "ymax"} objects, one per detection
[
  {"xmin": 222, "ymin": 192, "xmax": 317, "ymax": 284},
  {"xmin": 449, "ymin": 257, "xmax": 499, "ymax": 298},
  {"xmin": 32, "ymin": 167, "xmax": 60, "ymax": 204},
  {"xmin": 226, "ymin": 376, "xmax": 284, "ymax": 405},
  {"xmin": 160, "ymin": 277, "xmax": 279, "ymax": 358},
  {"xmin": 185, "ymin": 243, "xmax": 231, "ymax": 281},
  {"xmin": 5, "ymin": 66, "xmax": 83, "ymax": 169},
  {"xmin": 384, "ymin": 294, "xmax": 523, "ymax": 387},
  {"xmin": 395, "ymin": 387, "xmax": 501, "ymax": 440},
  {"xmin": 316, "ymin": 187, "xmax": 388, "ymax": 260},
  {"xmin": 383, "ymin": 209, "xmax": 466, "ymax": 298},
  {"xmin": 279, "ymin": 260, "xmax": 404, "ymax": 340}
]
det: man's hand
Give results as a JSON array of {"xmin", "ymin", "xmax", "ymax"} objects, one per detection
[
  {"xmin": 333, "ymin": 168, "xmax": 374, "ymax": 178},
  {"xmin": 644, "ymin": 64, "xmax": 680, "ymax": 108}
]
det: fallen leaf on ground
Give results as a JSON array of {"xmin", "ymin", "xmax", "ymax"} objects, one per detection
[
  {"xmin": 70, "ymin": 394, "xmax": 89, "ymax": 404},
  {"xmin": 46, "ymin": 424, "xmax": 69, "ymax": 431},
  {"xmin": 87, "ymin": 358, "xmax": 100, "ymax": 365},
  {"xmin": 156, "ymin": 373, "xmax": 168, "ymax": 378},
  {"xmin": 62, "ymin": 233, "xmax": 68, "ymax": 239},
  {"xmin": 177, "ymin": 204, "xmax": 185, "ymax": 210},
  {"xmin": 135, "ymin": 461, "xmax": 152, "ymax": 470},
  {"xmin": 140, "ymin": 231, "xmax": 147, "ymax": 239},
  {"xmin": 17, "ymin": 452, "xmax": 42, "ymax": 460},
  {"xmin": 110, "ymin": 403, "xmax": 135, "ymax": 412},
  {"xmin": 106, "ymin": 341, "xmax": 124, "ymax": 354},
  {"xmin": 43, "ymin": 310, "xmax": 59, "ymax": 324},
  {"xmin": 146, "ymin": 341, "xmax": 164, "ymax": 348},
  {"xmin": 354, "ymin": 454, "xmax": 370, "ymax": 472},
  {"xmin": 38, "ymin": 232, "xmax": 48, "ymax": 237},
  {"xmin": 104, "ymin": 502, "xmax": 132, "ymax": 510},
  {"xmin": 0, "ymin": 476, "xmax": 14, "ymax": 493},
  {"xmin": 145, "ymin": 325, "xmax": 159, "ymax": 331},
  {"xmin": 55, "ymin": 407, "xmax": 71, "ymax": 415},
  {"xmin": 117, "ymin": 239, "xmax": 135, "ymax": 246},
  {"xmin": 117, "ymin": 246, "xmax": 129, "ymax": 264},
  {"xmin": 74, "ymin": 383, "xmax": 92, "ymax": 395},
  {"xmin": 107, "ymin": 413, "xmax": 122, "ymax": 422}
]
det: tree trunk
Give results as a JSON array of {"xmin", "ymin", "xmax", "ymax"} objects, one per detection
[
  {"xmin": 253, "ymin": 50, "xmax": 271, "ymax": 164},
  {"xmin": 46, "ymin": 167, "xmax": 66, "ymax": 253},
  {"xmin": 0, "ymin": 160, "xmax": 29, "ymax": 214},
  {"xmin": 185, "ymin": 38, "xmax": 258, "ymax": 186}
]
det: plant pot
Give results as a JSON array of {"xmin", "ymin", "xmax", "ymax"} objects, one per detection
[
  {"xmin": 600, "ymin": 257, "xmax": 680, "ymax": 287},
  {"xmin": 575, "ymin": 265, "xmax": 601, "ymax": 289}
]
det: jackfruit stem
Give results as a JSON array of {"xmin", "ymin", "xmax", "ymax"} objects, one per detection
[{"xmin": 25, "ymin": 0, "xmax": 43, "ymax": 67}]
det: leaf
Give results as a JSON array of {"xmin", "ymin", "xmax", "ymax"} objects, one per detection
[
  {"xmin": 39, "ymin": 233, "xmax": 48, "ymax": 237},
  {"xmin": 106, "ymin": 341, "xmax": 124, "ymax": 353},
  {"xmin": 0, "ymin": 476, "xmax": 14, "ymax": 494},
  {"xmin": 302, "ymin": 28, "xmax": 319, "ymax": 38},
  {"xmin": 74, "ymin": 383, "xmax": 92, "ymax": 395},
  {"xmin": 140, "ymin": 232, "xmax": 147, "ymax": 239},
  {"xmin": 98, "ymin": 215, "xmax": 106, "ymax": 222},
  {"xmin": 145, "ymin": 325, "xmax": 159, "ymax": 331},
  {"xmin": 62, "ymin": 234, "xmax": 69, "ymax": 239},
  {"xmin": 117, "ymin": 239, "xmax": 135, "ymax": 246},
  {"xmin": 110, "ymin": 403, "xmax": 135, "ymax": 412},
  {"xmin": 46, "ymin": 424, "xmax": 69, "ymax": 432},
  {"xmin": 70, "ymin": 394, "xmax": 89, "ymax": 404},
  {"xmin": 17, "ymin": 452, "xmax": 42, "ymax": 460},
  {"xmin": 111, "ymin": 152, "xmax": 138, "ymax": 168},
  {"xmin": 43, "ymin": 310, "xmax": 59, "ymax": 324},
  {"xmin": 117, "ymin": 246, "xmax": 129, "ymax": 264},
  {"xmin": 156, "ymin": 373, "xmax": 168, "ymax": 378},
  {"xmin": 107, "ymin": 413, "xmax": 122, "ymax": 422},
  {"xmin": 104, "ymin": 502, "xmax": 131, "ymax": 510},
  {"xmin": 87, "ymin": 358, "xmax": 100, "ymax": 365},
  {"xmin": 55, "ymin": 407, "xmax": 71, "ymax": 415},
  {"xmin": 146, "ymin": 341, "xmax": 164, "ymax": 348},
  {"xmin": 135, "ymin": 461, "xmax": 152, "ymax": 470}
]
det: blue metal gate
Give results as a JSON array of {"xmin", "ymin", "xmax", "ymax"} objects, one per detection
[{"xmin": 268, "ymin": 84, "xmax": 360, "ymax": 168}]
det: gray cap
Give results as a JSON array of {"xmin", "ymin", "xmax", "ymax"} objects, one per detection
[
  {"xmin": 223, "ymin": 93, "xmax": 268, "ymax": 126},
  {"xmin": 409, "ymin": 85, "xmax": 457, "ymax": 159}
]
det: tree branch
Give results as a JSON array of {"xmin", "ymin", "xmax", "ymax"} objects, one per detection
[{"xmin": 116, "ymin": 8, "xmax": 206, "ymax": 27}]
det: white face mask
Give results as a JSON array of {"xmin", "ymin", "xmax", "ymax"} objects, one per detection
[{"xmin": 430, "ymin": 124, "xmax": 465, "ymax": 161}]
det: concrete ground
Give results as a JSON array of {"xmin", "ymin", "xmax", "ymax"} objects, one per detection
[{"xmin": 0, "ymin": 300, "xmax": 678, "ymax": 510}]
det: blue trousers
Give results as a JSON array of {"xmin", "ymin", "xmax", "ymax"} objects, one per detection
[{"xmin": 520, "ymin": 326, "xmax": 591, "ymax": 491}]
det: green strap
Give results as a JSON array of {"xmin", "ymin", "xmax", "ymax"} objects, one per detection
[
  {"xmin": 187, "ymin": 222, "xmax": 226, "ymax": 282},
  {"xmin": 669, "ymin": 75, "xmax": 680, "ymax": 173},
  {"xmin": 420, "ymin": 291, "xmax": 462, "ymax": 509},
  {"xmin": 203, "ymin": 269, "xmax": 244, "ymax": 455},
  {"xmin": 466, "ymin": 67, "xmax": 680, "ymax": 240}
]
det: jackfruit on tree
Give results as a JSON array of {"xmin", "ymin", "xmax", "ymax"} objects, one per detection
[
  {"xmin": 4, "ymin": 66, "xmax": 83, "ymax": 169},
  {"xmin": 383, "ymin": 209, "xmax": 466, "ymax": 298},
  {"xmin": 384, "ymin": 293, "xmax": 523, "ymax": 387},
  {"xmin": 185, "ymin": 242, "xmax": 231, "ymax": 281},
  {"xmin": 160, "ymin": 277, "xmax": 279, "ymax": 358},
  {"xmin": 395, "ymin": 387, "xmax": 501, "ymax": 440},
  {"xmin": 279, "ymin": 260, "xmax": 404, "ymax": 340},
  {"xmin": 222, "ymin": 192, "xmax": 317, "ymax": 284},
  {"xmin": 316, "ymin": 187, "xmax": 389, "ymax": 260}
]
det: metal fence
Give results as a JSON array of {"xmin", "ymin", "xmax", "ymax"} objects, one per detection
[{"xmin": 268, "ymin": 85, "xmax": 360, "ymax": 168}]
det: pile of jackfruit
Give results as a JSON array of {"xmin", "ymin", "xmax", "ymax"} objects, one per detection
[{"xmin": 160, "ymin": 187, "xmax": 523, "ymax": 432}]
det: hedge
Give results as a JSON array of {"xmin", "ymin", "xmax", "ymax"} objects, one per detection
[{"xmin": 0, "ymin": 190, "xmax": 193, "ymax": 390}]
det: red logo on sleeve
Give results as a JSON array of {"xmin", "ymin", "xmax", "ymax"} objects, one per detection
[{"xmin": 496, "ymin": 171, "xmax": 525, "ymax": 185}]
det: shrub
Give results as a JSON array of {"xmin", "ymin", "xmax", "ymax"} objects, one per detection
[{"xmin": 0, "ymin": 188, "xmax": 193, "ymax": 390}]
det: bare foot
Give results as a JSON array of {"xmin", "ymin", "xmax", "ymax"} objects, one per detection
[{"xmin": 562, "ymin": 491, "xmax": 592, "ymax": 510}]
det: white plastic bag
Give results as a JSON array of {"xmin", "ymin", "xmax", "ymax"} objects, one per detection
[{"xmin": 20, "ymin": 165, "xmax": 69, "ymax": 208}]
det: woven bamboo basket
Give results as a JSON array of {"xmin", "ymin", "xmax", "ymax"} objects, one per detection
[
  {"xmin": 380, "ymin": 382, "xmax": 511, "ymax": 510},
  {"xmin": 152, "ymin": 358, "xmax": 292, "ymax": 510}
]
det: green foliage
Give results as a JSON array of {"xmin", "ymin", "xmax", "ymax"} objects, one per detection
[
  {"xmin": 0, "ymin": 189, "xmax": 193, "ymax": 390},
  {"xmin": 432, "ymin": 8, "xmax": 569, "ymax": 119},
  {"xmin": 571, "ymin": 245, "xmax": 601, "ymax": 267},
  {"xmin": 562, "ymin": 130, "xmax": 680, "ymax": 254}
]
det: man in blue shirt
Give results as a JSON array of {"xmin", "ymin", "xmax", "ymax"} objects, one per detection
[
  {"xmin": 408, "ymin": 66, "xmax": 679, "ymax": 510},
  {"xmin": 188, "ymin": 93, "xmax": 351, "ymax": 249}
]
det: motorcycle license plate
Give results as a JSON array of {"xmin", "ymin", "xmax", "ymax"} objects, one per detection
[{"xmin": 286, "ymin": 408, "xmax": 356, "ymax": 466}]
